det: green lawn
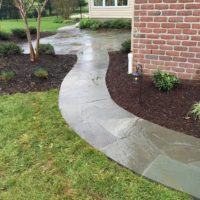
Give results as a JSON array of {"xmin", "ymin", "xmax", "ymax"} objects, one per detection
[
  {"xmin": 0, "ymin": 16, "xmax": 73, "ymax": 33},
  {"xmin": 0, "ymin": 90, "xmax": 190, "ymax": 200}
]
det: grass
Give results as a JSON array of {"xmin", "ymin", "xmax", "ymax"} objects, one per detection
[
  {"xmin": 0, "ymin": 16, "xmax": 73, "ymax": 33},
  {"xmin": 0, "ymin": 90, "xmax": 191, "ymax": 200}
]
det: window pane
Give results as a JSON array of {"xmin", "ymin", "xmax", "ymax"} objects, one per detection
[
  {"xmin": 118, "ymin": 0, "xmax": 128, "ymax": 6},
  {"xmin": 105, "ymin": 0, "xmax": 115, "ymax": 6},
  {"xmin": 94, "ymin": 0, "xmax": 103, "ymax": 6}
]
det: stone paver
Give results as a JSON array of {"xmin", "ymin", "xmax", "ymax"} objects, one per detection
[{"xmin": 25, "ymin": 25, "xmax": 200, "ymax": 198}]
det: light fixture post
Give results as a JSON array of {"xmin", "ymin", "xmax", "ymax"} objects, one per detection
[{"xmin": 132, "ymin": 64, "xmax": 143, "ymax": 104}]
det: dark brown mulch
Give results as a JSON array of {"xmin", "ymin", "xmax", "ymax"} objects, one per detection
[
  {"xmin": 0, "ymin": 54, "xmax": 77, "ymax": 94},
  {"xmin": 106, "ymin": 51, "xmax": 200, "ymax": 138},
  {"xmin": 0, "ymin": 32, "xmax": 55, "ymax": 44}
]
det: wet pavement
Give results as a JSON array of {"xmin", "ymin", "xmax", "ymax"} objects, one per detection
[
  {"xmin": 21, "ymin": 25, "xmax": 129, "ymax": 55},
  {"xmin": 23, "ymin": 25, "xmax": 200, "ymax": 198}
]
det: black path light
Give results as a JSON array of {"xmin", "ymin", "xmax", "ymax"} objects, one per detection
[{"xmin": 132, "ymin": 64, "xmax": 143, "ymax": 104}]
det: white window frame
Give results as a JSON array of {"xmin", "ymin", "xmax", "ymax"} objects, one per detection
[
  {"xmin": 93, "ymin": 0, "xmax": 104, "ymax": 7},
  {"xmin": 93, "ymin": 0, "xmax": 129, "ymax": 8}
]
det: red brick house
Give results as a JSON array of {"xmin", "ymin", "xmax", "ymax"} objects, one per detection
[{"xmin": 132, "ymin": 0, "xmax": 200, "ymax": 80}]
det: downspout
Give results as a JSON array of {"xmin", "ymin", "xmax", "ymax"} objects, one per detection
[
  {"xmin": 128, "ymin": 0, "xmax": 135, "ymax": 74},
  {"xmin": 88, "ymin": 0, "xmax": 91, "ymax": 18}
]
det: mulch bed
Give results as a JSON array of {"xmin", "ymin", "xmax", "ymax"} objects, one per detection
[
  {"xmin": 0, "ymin": 54, "xmax": 77, "ymax": 94},
  {"xmin": 0, "ymin": 32, "xmax": 55, "ymax": 44},
  {"xmin": 106, "ymin": 51, "xmax": 200, "ymax": 138}
]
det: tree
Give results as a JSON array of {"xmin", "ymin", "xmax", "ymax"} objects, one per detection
[
  {"xmin": 51, "ymin": 0, "xmax": 79, "ymax": 19},
  {"xmin": 33, "ymin": 0, "xmax": 49, "ymax": 59},
  {"xmin": 14, "ymin": 0, "xmax": 49, "ymax": 61},
  {"xmin": 0, "ymin": 0, "xmax": 3, "ymax": 9},
  {"xmin": 79, "ymin": 0, "xmax": 87, "ymax": 19},
  {"xmin": 0, "ymin": 0, "xmax": 20, "ymax": 20}
]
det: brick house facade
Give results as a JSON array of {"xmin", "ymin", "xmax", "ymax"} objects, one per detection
[{"xmin": 132, "ymin": 0, "xmax": 200, "ymax": 80}]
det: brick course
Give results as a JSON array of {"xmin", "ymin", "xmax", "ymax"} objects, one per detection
[{"xmin": 132, "ymin": 0, "xmax": 200, "ymax": 80}]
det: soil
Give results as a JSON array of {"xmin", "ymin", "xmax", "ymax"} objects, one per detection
[
  {"xmin": 106, "ymin": 51, "xmax": 200, "ymax": 138},
  {"xmin": 0, "ymin": 32, "xmax": 55, "ymax": 44},
  {"xmin": 0, "ymin": 54, "xmax": 77, "ymax": 94}
]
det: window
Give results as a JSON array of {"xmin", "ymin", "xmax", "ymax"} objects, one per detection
[
  {"xmin": 94, "ymin": 0, "xmax": 103, "ymax": 6},
  {"xmin": 93, "ymin": 0, "xmax": 128, "ymax": 7},
  {"xmin": 117, "ymin": 0, "xmax": 128, "ymax": 6},
  {"xmin": 105, "ymin": 0, "xmax": 115, "ymax": 6}
]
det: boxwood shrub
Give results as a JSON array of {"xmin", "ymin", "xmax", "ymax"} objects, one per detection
[
  {"xmin": 153, "ymin": 69, "xmax": 180, "ymax": 92},
  {"xmin": 39, "ymin": 44, "xmax": 55, "ymax": 55},
  {"xmin": 121, "ymin": 39, "xmax": 131, "ymax": 53},
  {"xmin": 79, "ymin": 18, "xmax": 131, "ymax": 30},
  {"xmin": 79, "ymin": 18, "xmax": 97, "ymax": 29},
  {"xmin": 0, "ymin": 31, "xmax": 11, "ymax": 40},
  {"xmin": 12, "ymin": 28, "xmax": 27, "ymax": 39},
  {"xmin": 29, "ymin": 27, "xmax": 37, "ymax": 34},
  {"xmin": 0, "ymin": 42, "xmax": 22, "ymax": 57}
]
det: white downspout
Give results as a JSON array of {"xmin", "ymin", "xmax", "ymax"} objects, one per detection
[
  {"xmin": 128, "ymin": 0, "xmax": 135, "ymax": 74},
  {"xmin": 88, "ymin": 0, "xmax": 91, "ymax": 18}
]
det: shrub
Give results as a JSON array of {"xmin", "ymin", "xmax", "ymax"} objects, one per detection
[
  {"xmin": 0, "ymin": 42, "xmax": 22, "ymax": 57},
  {"xmin": 12, "ymin": 28, "xmax": 26, "ymax": 39},
  {"xmin": 34, "ymin": 68, "xmax": 48, "ymax": 79},
  {"xmin": 123, "ymin": 20, "xmax": 132, "ymax": 29},
  {"xmin": 90, "ymin": 21, "xmax": 102, "ymax": 30},
  {"xmin": 0, "ymin": 70, "xmax": 15, "ymax": 82},
  {"xmin": 79, "ymin": 18, "xmax": 96, "ymax": 29},
  {"xmin": 153, "ymin": 70, "xmax": 180, "ymax": 91},
  {"xmin": 103, "ymin": 19, "xmax": 122, "ymax": 29},
  {"xmin": 53, "ymin": 18, "xmax": 64, "ymax": 24},
  {"xmin": 101, "ymin": 20, "xmax": 111, "ymax": 28},
  {"xmin": 121, "ymin": 39, "xmax": 131, "ymax": 53},
  {"xmin": 0, "ymin": 31, "xmax": 10, "ymax": 40},
  {"xmin": 29, "ymin": 27, "xmax": 37, "ymax": 34},
  {"xmin": 190, "ymin": 102, "xmax": 200, "ymax": 120},
  {"xmin": 79, "ymin": 19, "xmax": 131, "ymax": 30},
  {"xmin": 38, "ymin": 44, "xmax": 55, "ymax": 55},
  {"xmin": 102, "ymin": 19, "xmax": 131, "ymax": 29}
]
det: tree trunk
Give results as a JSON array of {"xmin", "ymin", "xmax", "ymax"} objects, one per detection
[
  {"xmin": 35, "ymin": 11, "xmax": 41, "ymax": 60},
  {"xmin": 23, "ymin": 16, "xmax": 36, "ymax": 62}
]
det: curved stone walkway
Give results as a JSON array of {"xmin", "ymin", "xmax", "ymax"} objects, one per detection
[{"xmin": 56, "ymin": 26, "xmax": 200, "ymax": 198}]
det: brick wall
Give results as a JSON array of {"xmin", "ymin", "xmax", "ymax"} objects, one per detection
[{"xmin": 132, "ymin": 0, "xmax": 200, "ymax": 80}]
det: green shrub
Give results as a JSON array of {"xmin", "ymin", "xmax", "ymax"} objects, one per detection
[
  {"xmin": 102, "ymin": 19, "xmax": 131, "ymax": 29},
  {"xmin": 121, "ymin": 39, "xmax": 131, "ymax": 53},
  {"xmin": 123, "ymin": 20, "xmax": 132, "ymax": 29},
  {"xmin": 190, "ymin": 102, "xmax": 200, "ymax": 120},
  {"xmin": 79, "ymin": 19, "xmax": 131, "ymax": 30},
  {"xmin": 12, "ymin": 28, "xmax": 26, "ymax": 39},
  {"xmin": 0, "ymin": 70, "xmax": 15, "ymax": 82},
  {"xmin": 79, "ymin": 18, "xmax": 96, "ymax": 29},
  {"xmin": 102, "ymin": 19, "xmax": 121, "ymax": 29},
  {"xmin": 90, "ymin": 21, "xmax": 102, "ymax": 30},
  {"xmin": 29, "ymin": 27, "xmax": 37, "ymax": 34},
  {"xmin": 153, "ymin": 70, "xmax": 180, "ymax": 91},
  {"xmin": 0, "ymin": 42, "xmax": 22, "ymax": 57},
  {"xmin": 34, "ymin": 67, "xmax": 48, "ymax": 79},
  {"xmin": 38, "ymin": 44, "xmax": 55, "ymax": 55},
  {"xmin": 53, "ymin": 18, "xmax": 64, "ymax": 24},
  {"xmin": 0, "ymin": 31, "xmax": 10, "ymax": 40}
]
